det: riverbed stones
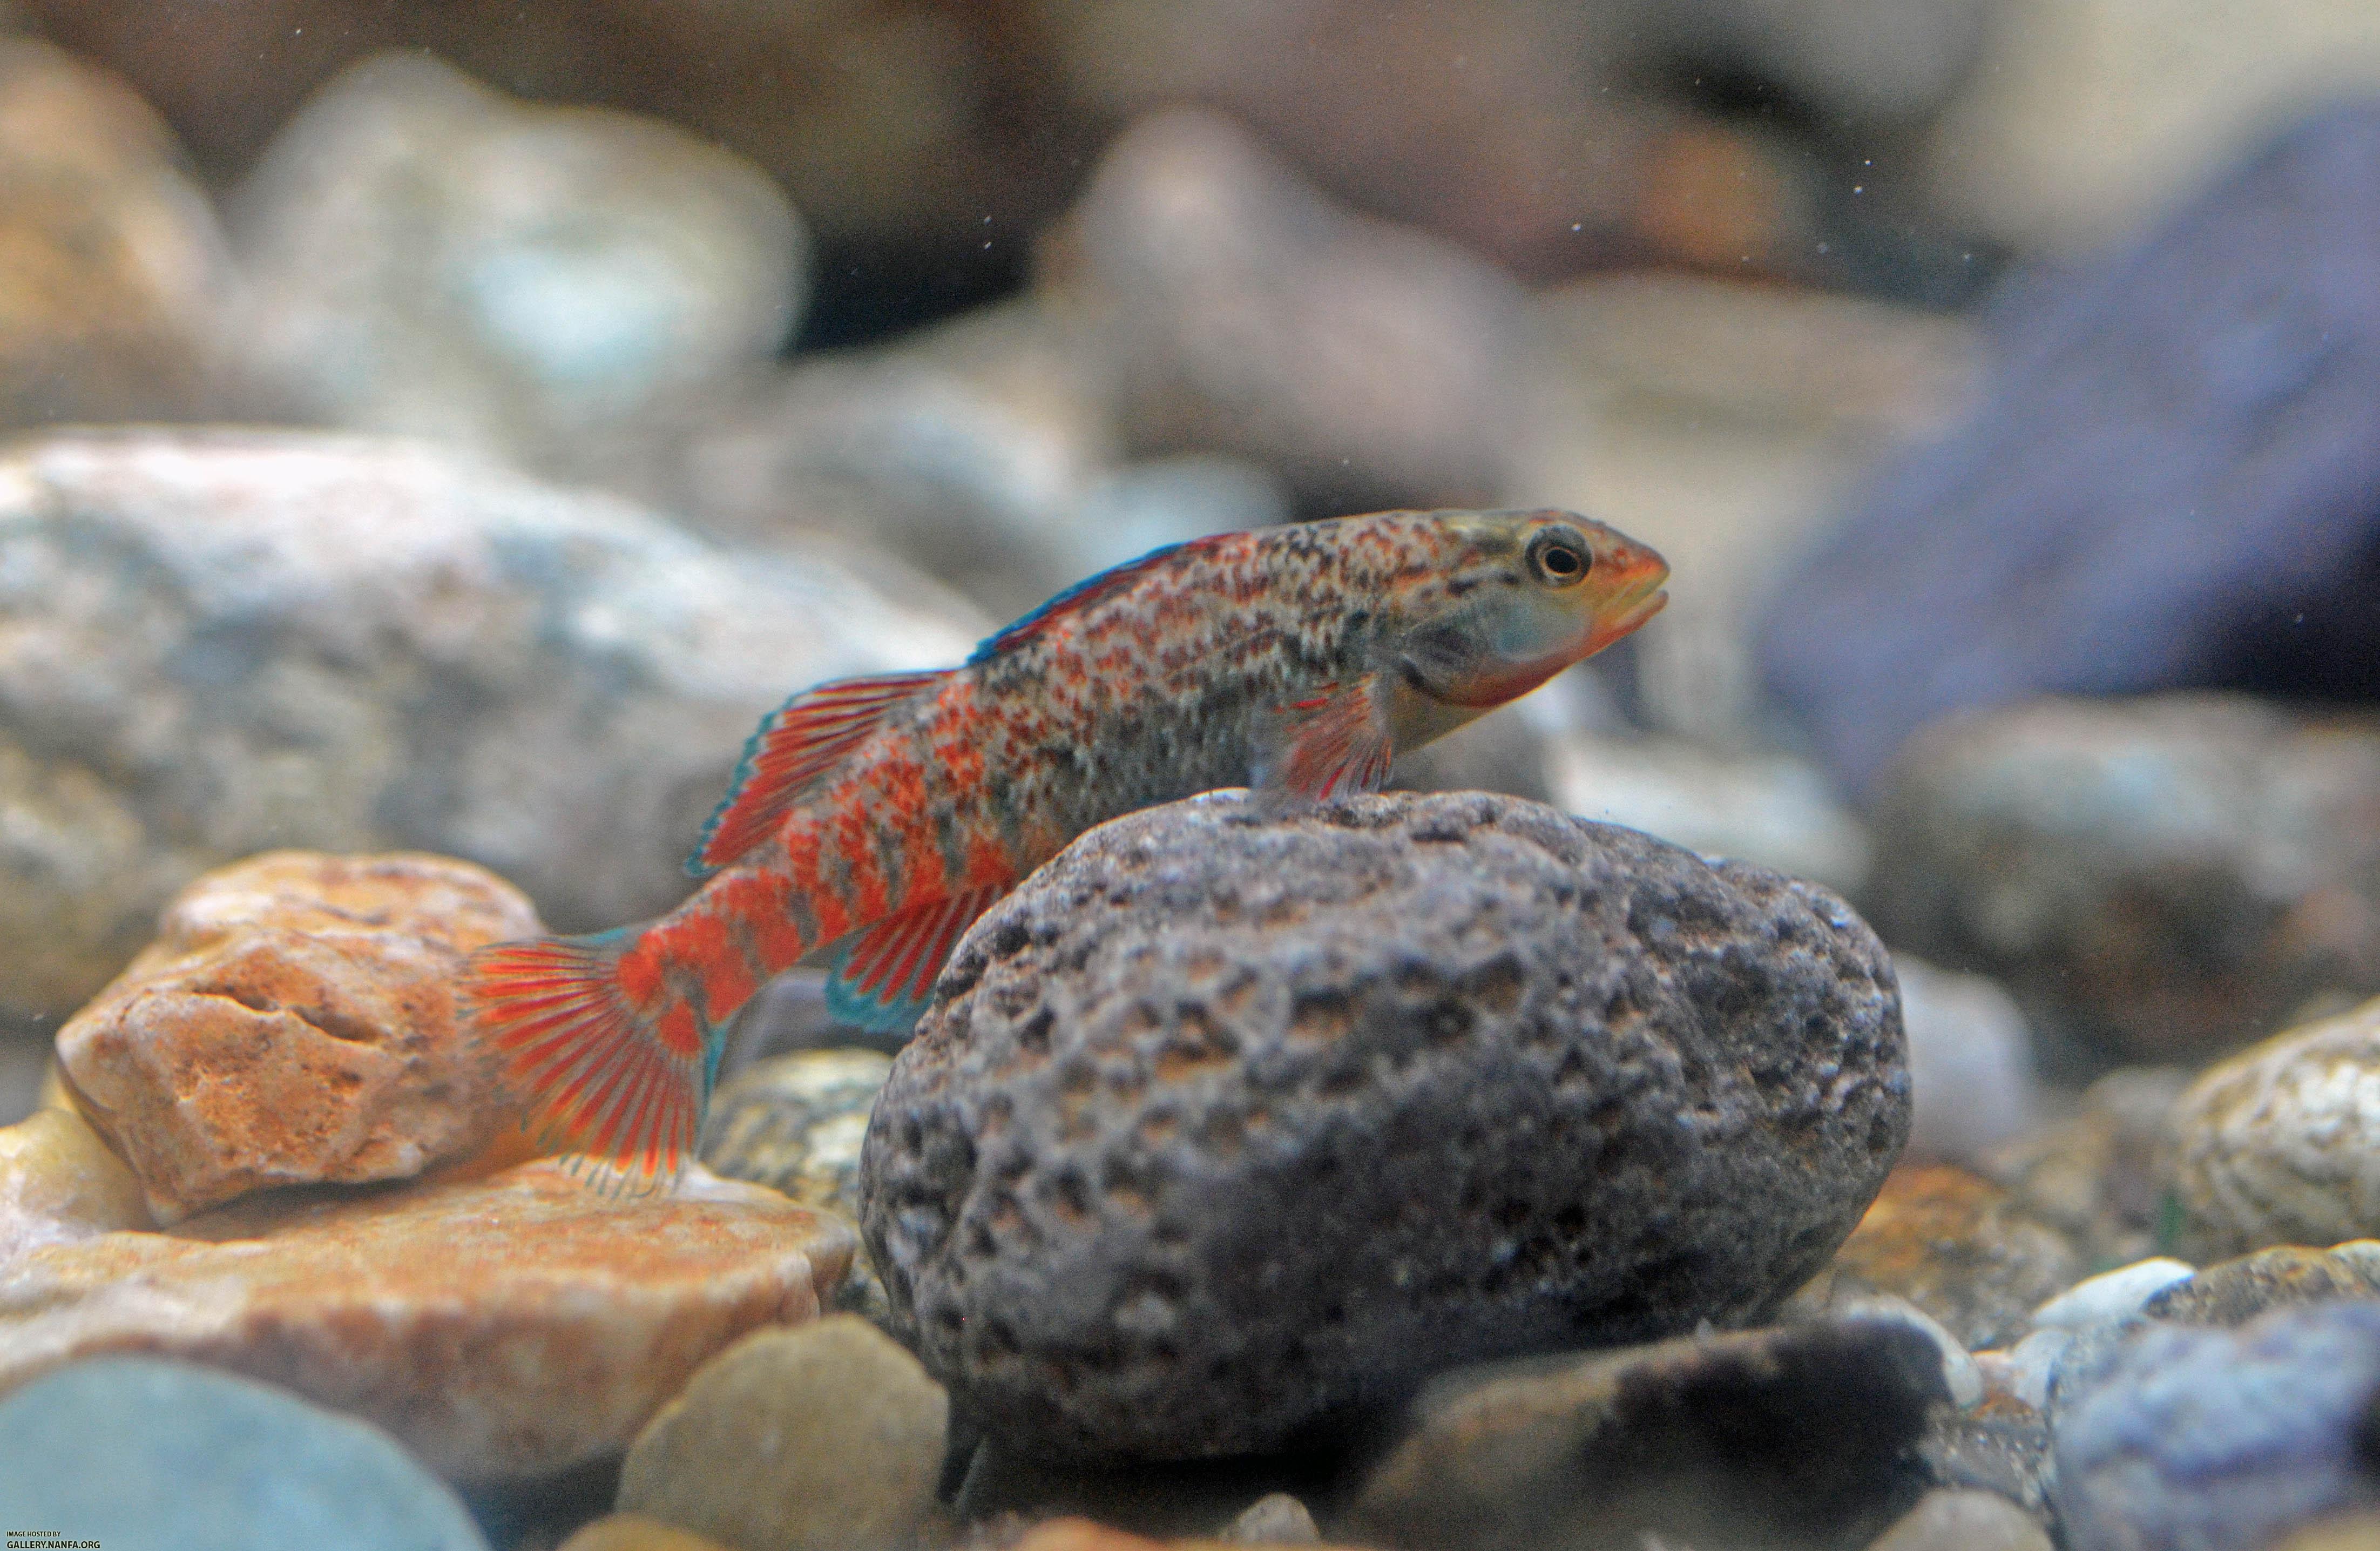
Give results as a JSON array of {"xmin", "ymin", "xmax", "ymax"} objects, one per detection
[
  {"xmin": 2053, "ymin": 1300, "xmax": 2380, "ymax": 1551},
  {"xmin": 229, "ymin": 51, "xmax": 807, "ymax": 472},
  {"xmin": 0, "ymin": 428, "xmax": 976, "ymax": 1023},
  {"xmin": 863, "ymin": 790, "xmax": 1908, "ymax": 1460},
  {"xmin": 0, "ymin": 38, "xmax": 238, "ymax": 430},
  {"xmin": 699, "ymin": 1048, "xmax": 895, "ymax": 1320},
  {"xmin": 1042, "ymin": 107, "xmax": 1534, "ymax": 514},
  {"xmin": 2143, "ymin": 1244, "xmax": 2380, "ymax": 1328},
  {"xmin": 1801, "ymin": 1164, "xmax": 2084, "ymax": 1351},
  {"xmin": 0, "ymin": 1158, "xmax": 853, "ymax": 1481},
  {"xmin": 1348, "ymin": 1311, "xmax": 1952, "ymax": 1551},
  {"xmin": 0, "ymin": 1103, "xmax": 152, "ymax": 1259},
  {"xmin": 0, "ymin": 1357, "xmax": 490, "ymax": 1550},
  {"xmin": 2167, "ymin": 996, "xmax": 2380, "ymax": 1260},
  {"xmin": 1862, "ymin": 696, "xmax": 2380, "ymax": 1070},
  {"xmin": 1760, "ymin": 105, "xmax": 2380, "ymax": 793},
  {"xmin": 52, "ymin": 849, "xmax": 539, "ymax": 1222},
  {"xmin": 618, "ymin": 1315, "xmax": 947, "ymax": 1551}
]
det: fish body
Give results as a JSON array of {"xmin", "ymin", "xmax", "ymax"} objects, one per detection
[{"xmin": 465, "ymin": 508, "xmax": 1668, "ymax": 1186}]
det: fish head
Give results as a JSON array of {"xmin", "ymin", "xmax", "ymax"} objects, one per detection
[{"xmin": 1386, "ymin": 509, "xmax": 1668, "ymax": 720}]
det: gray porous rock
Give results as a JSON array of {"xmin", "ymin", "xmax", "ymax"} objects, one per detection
[
  {"xmin": 2053, "ymin": 1300, "xmax": 2380, "ymax": 1551},
  {"xmin": 0, "ymin": 428, "xmax": 975, "ymax": 1022},
  {"xmin": 1759, "ymin": 104, "xmax": 2380, "ymax": 794},
  {"xmin": 1864, "ymin": 694, "xmax": 2380, "ymax": 1070},
  {"xmin": 862, "ymin": 791, "xmax": 1909, "ymax": 1460}
]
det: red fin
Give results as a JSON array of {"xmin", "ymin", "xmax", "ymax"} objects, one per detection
[
  {"xmin": 464, "ymin": 931, "xmax": 706, "ymax": 1191},
  {"xmin": 1265, "ymin": 676, "xmax": 1396, "ymax": 800},
  {"xmin": 692, "ymin": 669, "xmax": 946, "ymax": 876},
  {"xmin": 824, "ymin": 884, "xmax": 1008, "ymax": 1031}
]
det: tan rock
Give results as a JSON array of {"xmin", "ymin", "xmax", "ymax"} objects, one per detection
[
  {"xmin": 559, "ymin": 1515, "xmax": 736, "ymax": 1551},
  {"xmin": 2140, "ymin": 1243, "xmax": 2380, "ymax": 1327},
  {"xmin": 0, "ymin": 1158, "xmax": 852, "ymax": 1482},
  {"xmin": 2169, "ymin": 996, "xmax": 2380, "ymax": 1260},
  {"xmin": 0, "ymin": 1106, "xmax": 152, "ymax": 1260},
  {"xmin": 620, "ymin": 1314, "xmax": 946, "ymax": 1551},
  {"xmin": 1865, "ymin": 1488, "xmax": 2050, "ymax": 1551},
  {"xmin": 0, "ymin": 38, "xmax": 238, "ymax": 429},
  {"xmin": 55, "ymin": 850, "xmax": 541, "ymax": 1222},
  {"xmin": 2270, "ymin": 1511, "xmax": 2380, "ymax": 1551}
]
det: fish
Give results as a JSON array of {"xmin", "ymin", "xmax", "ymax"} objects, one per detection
[{"xmin": 463, "ymin": 507, "xmax": 1668, "ymax": 1188}]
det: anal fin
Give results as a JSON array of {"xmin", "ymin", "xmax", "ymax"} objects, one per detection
[
  {"xmin": 692, "ymin": 669, "xmax": 946, "ymax": 876},
  {"xmin": 823, "ymin": 884, "xmax": 1008, "ymax": 1033},
  {"xmin": 1261, "ymin": 675, "xmax": 1396, "ymax": 801}
]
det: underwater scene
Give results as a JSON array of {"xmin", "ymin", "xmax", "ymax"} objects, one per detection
[{"xmin": 2, "ymin": 1, "xmax": 2380, "ymax": 1547}]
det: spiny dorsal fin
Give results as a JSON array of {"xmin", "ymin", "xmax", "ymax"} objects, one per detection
[
  {"xmin": 689, "ymin": 669, "xmax": 946, "ymax": 876},
  {"xmin": 967, "ymin": 536, "xmax": 1226, "ymax": 667},
  {"xmin": 823, "ymin": 883, "xmax": 1009, "ymax": 1031},
  {"xmin": 1260, "ymin": 675, "xmax": 1396, "ymax": 801}
]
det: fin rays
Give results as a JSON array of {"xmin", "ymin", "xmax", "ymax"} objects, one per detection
[
  {"xmin": 465, "ymin": 933, "xmax": 704, "ymax": 1192},
  {"xmin": 691, "ymin": 669, "xmax": 946, "ymax": 877}
]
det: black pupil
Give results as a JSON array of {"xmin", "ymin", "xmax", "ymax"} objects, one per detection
[{"xmin": 1543, "ymin": 544, "xmax": 1581, "ymax": 576}]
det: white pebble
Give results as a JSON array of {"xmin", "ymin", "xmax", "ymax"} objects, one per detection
[{"xmin": 2030, "ymin": 1258, "xmax": 2196, "ymax": 1332}]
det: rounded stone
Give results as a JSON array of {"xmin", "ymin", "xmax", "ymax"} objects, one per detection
[
  {"xmin": 701, "ymin": 1048, "xmax": 896, "ymax": 1323},
  {"xmin": 863, "ymin": 791, "xmax": 1908, "ymax": 1459},
  {"xmin": 2168, "ymin": 995, "xmax": 2380, "ymax": 1260},
  {"xmin": 0, "ymin": 1159, "xmax": 854, "ymax": 1482},
  {"xmin": 54, "ymin": 849, "xmax": 543, "ymax": 1222},
  {"xmin": 2053, "ymin": 1301, "xmax": 2380, "ymax": 1551},
  {"xmin": 0, "ymin": 1356, "xmax": 488, "ymax": 1550},
  {"xmin": 618, "ymin": 1314, "xmax": 948, "ymax": 1551},
  {"xmin": 1807, "ymin": 1163, "xmax": 2084, "ymax": 1350},
  {"xmin": 1868, "ymin": 1488, "xmax": 2051, "ymax": 1551}
]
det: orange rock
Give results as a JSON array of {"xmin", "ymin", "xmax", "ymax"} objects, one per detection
[
  {"xmin": 1811, "ymin": 1163, "xmax": 2085, "ymax": 1349},
  {"xmin": 559, "ymin": 1514, "xmax": 738, "ymax": 1551},
  {"xmin": 55, "ymin": 849, "xmax": 542, "ymax": 1222},
  {"xmin": 0, "ymin": 1158, "xmax": 852, "ymax": 1482}
]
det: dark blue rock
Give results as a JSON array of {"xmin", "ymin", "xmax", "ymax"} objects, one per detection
[
  {"xmin": 2052, "ymin": 1300, "xmax": 2380, "ymax": 1551},
  {"xmin": 1757, "ymin": 103, "xmax": 2380, "ymax": 795},
  {"xmin": 0, "ymin": 1357, "xmax": 489, "ymax": 1551}
]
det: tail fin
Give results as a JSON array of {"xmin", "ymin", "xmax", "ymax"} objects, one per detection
[{"xmin": 462, "ymin": 928, "xmax": 710, "ymax": 1193}]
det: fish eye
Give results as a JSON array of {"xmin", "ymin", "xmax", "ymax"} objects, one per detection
[{"xmin": 1525, "ymin": 527, "xmax": 1592, "ymax": 588}]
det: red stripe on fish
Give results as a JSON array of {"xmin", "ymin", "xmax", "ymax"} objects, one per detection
[{"xmin": 466, "ymin": 509, "xmax": 1669, "ymax": 1184}]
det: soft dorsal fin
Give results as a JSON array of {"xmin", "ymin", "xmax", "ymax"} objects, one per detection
[
  {"xmin": 967, "ymin": 536, "xmax": 1222, "ymax": 667},
  {"xmin": 689, "ymin": 669, "xmax": 946, "ymax": 876},
  {"xmin": 1259, "ymin": 675, "xmax": 1396, "ymax": 801},
  {"xmin": 823, "ymin": 883, "xmax": 1010, "ymax": 1031}
]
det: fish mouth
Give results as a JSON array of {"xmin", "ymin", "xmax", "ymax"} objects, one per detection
[{"xmin": 1586, "ymin": 582, "xmax": 1668, "ymax": 655}]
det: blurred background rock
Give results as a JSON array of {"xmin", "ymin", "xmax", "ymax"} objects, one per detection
[{"xmin": 4, "ymin": 0, "xmax": 2380, "ymax": 1113}]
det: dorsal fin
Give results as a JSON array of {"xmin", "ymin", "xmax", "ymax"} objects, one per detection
[
  {"xmin": 688, "ymin": 669, "xmax": 946, "ymax": 876},
  {"xmin": 967, "ymin": 536, "xmax": 1221, "ymax": 667}
]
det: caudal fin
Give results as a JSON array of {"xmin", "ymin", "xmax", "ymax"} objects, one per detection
[{"xmin": 462, "ymin": 929, "xmax": 709, "ymax": 1192}]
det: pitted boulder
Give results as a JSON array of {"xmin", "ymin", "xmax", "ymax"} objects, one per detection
[{"xmin": 861, "ymin": 791, "xmax": 1908, "ymax": 1460}]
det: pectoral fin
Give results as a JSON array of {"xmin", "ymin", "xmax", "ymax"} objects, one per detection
[{"xmin": 1259, "ymin": 675, "xmax": 1396, "ymax": 801}]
